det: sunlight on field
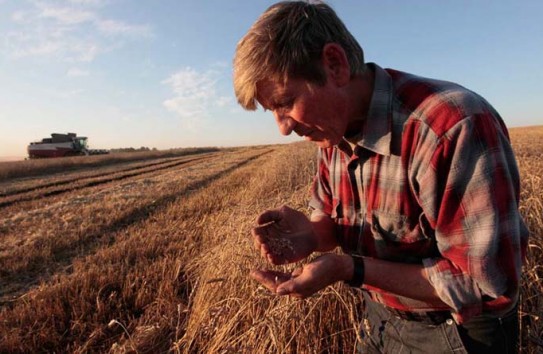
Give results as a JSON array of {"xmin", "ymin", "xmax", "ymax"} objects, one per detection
[
  {"xmin": 0, "ymin": 157, "xmax": 25, "ymax": 162},
  {"xmin": 0, "ymin": 127, "xmax": 541, "ymax": 353}
]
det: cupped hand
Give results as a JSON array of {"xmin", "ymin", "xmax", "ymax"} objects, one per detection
[
  {"xmin": 251, "ymin": 205, "xmax": 317, "ymax": 265},
  {"xmin": 250, "ymin": 253, "xmax": 352, "ymax": 299}
]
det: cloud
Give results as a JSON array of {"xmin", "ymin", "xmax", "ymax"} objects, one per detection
[
  {"xmin": 67, "ymin": 0, "xmax": 106, "ymax": 6},
  {"xmin": 67, "ymin": 67, "xmax": 90, "ymax": 77},
  {"xmin": 11, "ymin": 11, "xmax": 29, "ymax": 23},
  {"xmin": 2, "ymin": 1, "xmax": 152, "ymax": 62},
  {"xmin": 215, "ymin": 96, "xmax": 232, "ymax": 107},
  {"xmin": 5, "ymin": 29, "xmax": 100, "ymax": 62},
  {"xmin": 96, "ymin": 19, "xmax": 152, "ymax": 37},
  {"xmin": 48, "ymin": 88, "xmax": 85, "ymax": 99},
  {"xmin": 6, "ymin": 32, "xmax": 61, "ymax": 57},
  {"xmin": 162, "ymin": 67, "xmax": 233, "ymax": 130},
  {"xmin": 38, "ymin": 5, "xmax": 96, "ymax": 25}
]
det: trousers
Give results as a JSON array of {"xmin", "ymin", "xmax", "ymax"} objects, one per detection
[{"xmin": 358, "ymin": 293, "xmax": 519, "ymax": 354}]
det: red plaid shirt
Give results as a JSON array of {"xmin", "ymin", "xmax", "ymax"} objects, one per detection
[{"xmin": 309, "ymin": 63, "xmax": 529, "ymax": 323}]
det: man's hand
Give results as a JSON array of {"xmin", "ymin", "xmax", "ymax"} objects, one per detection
[
  {"xmin": 250, "ymin": 253, "xmax": 354, "ymax": 299},
  {"xmin": 252, "ymin": 205, "xmax": 317, "ymax": 265}
]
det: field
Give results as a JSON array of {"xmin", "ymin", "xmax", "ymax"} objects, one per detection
[{"xmin": 0, "ymin": 127, "xmax": 541, "ymax": 353}]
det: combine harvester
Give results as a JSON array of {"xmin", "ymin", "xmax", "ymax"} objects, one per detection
[{"xmin": 27, "ymin": 133, "xmax": 109, "ymax": 158}]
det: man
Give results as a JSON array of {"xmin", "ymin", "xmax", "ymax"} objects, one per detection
[{"xmin": 233, "ymin": 1, "xmax": 529, "ymax": 353}]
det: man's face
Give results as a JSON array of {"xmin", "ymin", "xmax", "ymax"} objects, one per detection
[{"xmin": 256, "ymin": 76, "xmax": 349, "ymax": 149}]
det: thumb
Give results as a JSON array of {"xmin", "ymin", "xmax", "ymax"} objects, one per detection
[
  {"xmin": 276, "ymin": 278, "xmax": 299, "ymax": 296},
  {"xmin": 256, "ymin": 209, "xmax": 283, "ymax": 225},
  {"xmin": 276, "ymin": 266, "xmax": 304, "ymax": 295}
]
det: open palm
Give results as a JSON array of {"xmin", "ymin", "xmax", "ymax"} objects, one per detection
[{"xmin": 251, "ymin": 205, "xmax": 317, "ymax": 265}]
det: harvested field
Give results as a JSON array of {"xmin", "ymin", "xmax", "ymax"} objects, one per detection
[
  {"xmin": 0, "ymin": 127, "xmax": 541, "ymax": 353},
  {"xmin": 0, "ymin": 147, "xmax": 223, "ymax": 181}
]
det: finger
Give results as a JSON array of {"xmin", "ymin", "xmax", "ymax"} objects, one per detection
[
  {"xmin": 279, "ymin": 205, "xmax": 294, "ymax": 213},
  {"xmin": 275, "ymin": 279, "xmax": 299, "ymax": 296},
  {"xmin": 252, "ymin": 223, "xmax": 270, "ymax": 236},
  {"xmin": 253, "ymin": 233, "xmax": 273, "ymax": 258},
  {"xmin": 276, "ymin": 266, "xmax": 316, "ymax": 298},
  {"xmin": 261, "ymin": 243, "xmax": 269, "ymax": 260},
  {"xmin": 253, "ymin": 235, "xmax": 260, "ymax": 252},
  {"xmin": 256, "ymin": 209, "xmax": 284, "ymax": 225},
  {"xmin": 254, "ymin": 235, "xmax": 284, "ymax": 264},
  {"xmin": 253, "ymin": 233, "xmax": 267, "ymax": 252},
  {"xmin": 266, "ymin": 252, "xmax": 287, "ymax": 266},
  {"xmin": 291, "ymin": 267, "xmax": 303, "ymax": 277},
  {"xmin": 276, "ymin": 281, "xmax": 310, "ymax": 299},
  {"xmin": 250, "ymin": 270, "xmax": 275, "ymax": 292},
  {"xmin": 250, "ymin": 269, "xmax": 290, "ymax": 292}
]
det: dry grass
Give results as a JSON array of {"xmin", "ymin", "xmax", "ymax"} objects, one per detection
[
  {"xmin": 510, "ymin": 126, "xmax": 543, "ymax": 350},
  {"xmin": 0, "ymin": 126, "xmax": 541, "ymax": 353},
  {"xmin": 0, "ymin": 146, "xmax": 224, "ymax": 181}
]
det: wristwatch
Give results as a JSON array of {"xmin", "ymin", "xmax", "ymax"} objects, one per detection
[{"xmin": 345, "ymin": 255, "xmax": 365, "ymax": 287}]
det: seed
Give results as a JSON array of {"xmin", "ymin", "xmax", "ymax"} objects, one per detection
[{"xmin": 266, "ymin": 237, "xmax": 294, "ymax": 256}]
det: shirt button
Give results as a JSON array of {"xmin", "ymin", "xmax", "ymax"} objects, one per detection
[{"xmin": 446, "ymin": 318, "xmax": 454, "ymax": 325}]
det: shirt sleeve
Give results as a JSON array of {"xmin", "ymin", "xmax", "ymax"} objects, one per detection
[{"xmin": 417, "ymin": 113, "xmax": 528, "ymax": 323}]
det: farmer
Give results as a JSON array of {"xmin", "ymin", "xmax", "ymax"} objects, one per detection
[{"xmin": 233, "ymin": 1, "xmax": 529, "ymax": 353}]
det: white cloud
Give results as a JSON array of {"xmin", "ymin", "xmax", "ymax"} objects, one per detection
[
  {"xmin": 2, "ymin": 1, "xmax": 152, "ymax": 63},
  {"xmin": 48, "ymin": 88, "xmax": 85, "ymax": 99},
  {"xmin": 5, "ymin": 30, "xmax": 100, "ymax": 62},
  {"xmin": 11, "ymin": 11, "xmax": 29, "ymax": 23},
  {"xmin": 96, "ymin": 19, "xmax": 152, "ymax": 37},
  {"xmin": 216, "ymin": 96, "xmax": 232, "ymax": 107},
  {"xmin": 7, "ymin": 32, "xmax": 62, "ymax": 57},
  {"xmin": 67, "ymin": 67, "xmax": 90, "ymax": 77},
  {"xmin": 38, "ymin": 5, "xmax": 96, "ymax": 25},
  {"xmin": 67, "ymin": 0, "xmax": 106, "ymax": 6},
  {"xmin": 66, "ymin": 42, "xmax": 100, "ymax": 62},
  {"xmin": 162, "ymin": 67, "xmax": 233, "ymax": 130}
]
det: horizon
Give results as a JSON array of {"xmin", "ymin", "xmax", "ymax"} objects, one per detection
[
  {"xmin": 1, "ymin": 124, "xmax": 541, "ymax": 162},
  {"xmin": 1, "ymin": 0, "xmax": 542, "ymax": 158}
]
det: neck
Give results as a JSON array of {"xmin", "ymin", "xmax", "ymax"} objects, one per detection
[{"xmin": 344, "ymin": 67, "xmax": 375, "ymax": 136}]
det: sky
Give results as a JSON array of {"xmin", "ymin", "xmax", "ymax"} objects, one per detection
[{"xmin": 1, "ymin": 0, "xmax": 542, "ymax": 158}]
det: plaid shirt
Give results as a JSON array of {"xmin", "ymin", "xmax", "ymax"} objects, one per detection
[{"xmin": 309, "ymin": 63, "xmax": 529, "ymax": 323}]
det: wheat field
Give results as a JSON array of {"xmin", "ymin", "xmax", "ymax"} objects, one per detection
[{"xmin": 0, "ymin": 126, "xmax": 541, "ymax": 353}]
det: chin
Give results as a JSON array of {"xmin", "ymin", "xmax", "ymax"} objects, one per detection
[
  {"xmin": 315, "ymin": 140, "xmax": 334, "ymax": 149},
  {"xmin": 312, "ymin": 135, "xmax": 342, "ymax": 148}
]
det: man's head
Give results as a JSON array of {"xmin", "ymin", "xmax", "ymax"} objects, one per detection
[{"xmin": 233, "ymin": 1, "xmax": 366, "ymax": 111}]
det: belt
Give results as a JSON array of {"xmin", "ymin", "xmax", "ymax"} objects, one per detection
[{"xmin": 386, "ymin": 307, "xmax": 452, "ymax": 325}]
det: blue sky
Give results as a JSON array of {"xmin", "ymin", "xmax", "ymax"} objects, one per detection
[{"xmin": 1, "ymin": 0, "xmax": 542, "ymax": 158}]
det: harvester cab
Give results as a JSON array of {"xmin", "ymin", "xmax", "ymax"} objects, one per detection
[{"xmin": 73, "ymin": 136, "xmax": 88, "ymax": 152}]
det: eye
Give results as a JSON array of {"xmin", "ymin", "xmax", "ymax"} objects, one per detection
[{"xmin": 275, "ymin": 98, "xmax": 294, "ymax": 110}]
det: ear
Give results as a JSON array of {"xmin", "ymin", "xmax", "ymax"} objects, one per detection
[{"xmin": 322, "ymin": 43, "xmax": 351, "ymax": 87}]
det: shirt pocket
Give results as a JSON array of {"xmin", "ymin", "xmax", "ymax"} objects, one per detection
[{"xmin": 370, "ymin": 210, "xmax": 429, "ymax": 244}]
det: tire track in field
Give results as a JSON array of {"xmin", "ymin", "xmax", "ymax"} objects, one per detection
[
  {"xmin": 0, "ymin": 154, "xmax": 218, "ymax": 209},
  {"xmin": 0, "ymin": 149, "xmax": 272, "ymax": 304},
  {"xmin": 0, "ymin": 154, "xmax": 213, "ymax": 198}
]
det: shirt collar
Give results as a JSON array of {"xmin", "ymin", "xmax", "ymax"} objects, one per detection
[{"xmin": 342, "ymin": 63, "xmax": 393, "ymax": 156}]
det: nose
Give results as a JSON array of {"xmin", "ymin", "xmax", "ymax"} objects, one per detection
[{"xmin": 274, "ymin": 111, "xmax": 295, "ymax": 136}]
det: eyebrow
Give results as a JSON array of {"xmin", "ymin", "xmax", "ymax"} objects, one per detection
[
  {"xmin": 269, "ymin": 88, "xmax": 293, "ymax": 108},
  {"xmin": 257, "ymin": 81, "xmax": 289, "ymax": 110}
]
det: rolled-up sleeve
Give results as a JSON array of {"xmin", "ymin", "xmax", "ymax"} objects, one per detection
[{"xmin": 417, "ymin": 113, "xmax": 528, "ymax": 323}]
